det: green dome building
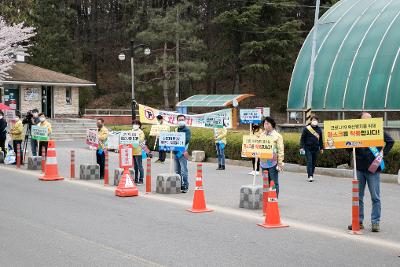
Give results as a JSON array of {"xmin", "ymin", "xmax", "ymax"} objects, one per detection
[{"xmin": 288, "ymin": 0, "xmax": 400, "ymax": 120}]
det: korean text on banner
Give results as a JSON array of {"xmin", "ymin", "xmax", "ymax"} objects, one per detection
[
  {"xmin": 240, "ymin": 109, "xmax": 262, "ymax": 124},
  {"xmin": 138, "ymin": 104, "xmax": 233, "ymax": 128},
  {"xmin": 119, "ymin": 144, "xmax": 133, "ymax": 168},
  {"xmin": 119, "ymin": 131, "xmax": 139, "ymax": 145},
  {"xmin": 204, "ymin": 115, "xmax": 223, "ymax": 128},
  {"xmin": 149, "ymin": 125, "xmax": 170, "ymax": 136},
  {"xmin": 31, "ymin": 125, "xmax": 49, "ymax": 141},
  {"xmin": 158, "ymin": 132, "xmax": 186, "ymax": 152},
  {"xmin": 86, "ymin": 129, "xmax": 99, "ymax": 148},
  {"xmin": 241, "ymin": 135, "xmax": 274, "ymax": 159},
  {"xmin": 323, "ymin": 118, "xmax": 384, "ymax": 149}
]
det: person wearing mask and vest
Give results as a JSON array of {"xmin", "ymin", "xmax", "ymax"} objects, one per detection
[
  {"xmin": 300, "ymin": 115, "xmax": 323, "ymax": 182},
  {"xmin": 348, "ymin": 112, "xmax": 394, "ymax": 233},
  {"xmin": 38, "ymin": 113, "xmax": 52, "ymax": 157},
  {"xmin": 96, "ymin": 118, "xmax": 108, "ymax": 180},
  {"xmin": 155, "ymin": 115, "xmax": 170, "ymax": 163},
  {"xmin": 260, "ymin": 117, "xmax": 284, "ymax": 197},
  {"xmin": 0, "ymin": 111, "xmax": 7, "ymax": 157},
  {"xmin": 132, "ymin": 120, "xmax": 145, "ymax": 184},
  {"xmin": 30, "ymin": 109, "xmax": 40, "ymax": 156},
  {"xmin": 249, "ymin": 123, "xmax": 262, "ymax": 175},
  {"xmin": 10, "ymin": 112, "xmax": 24, "ymax": 164},
  {"xmin": 174, "ymin": 114, "xmax": 191, "ymax": 193},
  {"xmin": 214, "ymin": 123, "xmax": 227, "ymax": 170}
]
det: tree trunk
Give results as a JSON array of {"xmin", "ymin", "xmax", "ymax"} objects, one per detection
[{"xmin": 163, "ymin": 42, "xmax": 170, "ymax": 109}]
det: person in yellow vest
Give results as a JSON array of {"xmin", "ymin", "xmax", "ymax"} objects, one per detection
[
  {"xmin": 300, "ymin": 115, "xmax": 323, "ymax": 182},
  {"xmin": 9, "ymin": 112, "xmax": 24, "ymax": 164},
  {"xmin": 249, "ymin": 123, "xmax": 262, "ymax": 175},
  {"xmin": 96, "ymin": 118, "xmax": 108, "ymax": 179},
  {"xmin": 132, "ymin": 119, "xmax": 145, "ymax": 184},
  {"xmin": 214, "ymin": 125, "xmax": 227, "ymax": 170},
  {"xmin": 38, "ymin": 113, "xmax": 52, "ymax": 157}
]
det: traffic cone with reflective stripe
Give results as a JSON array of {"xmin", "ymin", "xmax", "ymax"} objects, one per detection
[
  {"xmin": 257, "ymin": 181, "xmax": 288, "ymax": 228},
  {"xmin": 262, "ymin": 170, "xmax": 269, "ymax": 216},
  {"xmin": 115, "ymin": 167, "xmax": 139, "ymax": 197},
  {"xmin": 187, "ymin": 163, "xmax": 212, "ymax": 213},
  {"xmin": 350, "ymin": 180, "xmax": 362, "ymax": 235},
  {"xmin": 39, "ymin": 141, "xmax": 64, "ymax": 181}
]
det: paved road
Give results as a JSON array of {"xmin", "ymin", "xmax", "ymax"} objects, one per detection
[{"xmin": 0, "ymin": 141, "xmax": 399, "ymax": 266}]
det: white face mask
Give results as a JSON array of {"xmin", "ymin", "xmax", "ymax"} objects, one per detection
[
  {"xmin": 33, "ymin": 113, "xmax": 38, "ymax": 118},
  {"xmin": 311, "ymin": 121, "xmax": 318, "ymax": 126},
  {"xmin": 0, "ymin": 116, "xmax": 3, "ymax": 120},
  {"xmin": 39, "ymin": 117, "xmax": 45, "ymax": 122},
  {"xmin": 132, "ymin": 125, "xmax": 139, "ymax": 130},
  {"xmin": 178, "ymin": 121, "xmax": 186, "ymax": 127}
]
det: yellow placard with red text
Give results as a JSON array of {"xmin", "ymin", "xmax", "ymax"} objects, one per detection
[
  {"xmin": 241, "ymin": 135, "xmax": 274, "ymax": 159},
  {"xmin": 323, "ymin": 118, "xmax": 384, "ymax": 149}
]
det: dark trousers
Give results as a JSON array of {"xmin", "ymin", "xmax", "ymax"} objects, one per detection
[
  {"xmin": 305, "ymin": 149, "xmax": 318, "ymax": 177},
  {"xmin": 13, "ymin": 140, "xmax": 23, "ymax": 164},
  {"xmin": 0, "ymin": 137, "xmax": 6, "ymax": 155},
  {"xmin": 133, "ymin": 155, "xmax": 144, "ymax": 182},
  {"xmin": 96, "ymin": 151, "xmax": 105, "ymax": 179},
  {"xmin": 252, "ymin": 158, "xmax": 260, "ymax": 171},
  {"xmin": 262, "ymin": 165, "xmax": 279, "ymax": 197},
  {"xmin": 38, "ymin": 141, "xmax": 49, "ymax": 157},
  {"xmin": 159, "ymin": 150, "xmax": 166, "ymax": 162}
]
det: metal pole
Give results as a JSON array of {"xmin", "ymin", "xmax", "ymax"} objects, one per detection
[
  {"xmin": 130, "ymin": 40, "xmax": 136, "ymax": 123},
  {"xmin": 305, "ymin": 0, "xmax": 320, "ymax": 124}
]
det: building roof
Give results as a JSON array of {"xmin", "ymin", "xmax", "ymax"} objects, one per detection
[
  {"xmin": 2, "ymin": 62, "xmax": 95, "ymax": 87},
  {"xmin": 176, "ymin": 94, "xmax": 254, "ymax": 107},
  {"xmin": 288, "ymin": 0, "xmax": 400, "ymax": 111}
]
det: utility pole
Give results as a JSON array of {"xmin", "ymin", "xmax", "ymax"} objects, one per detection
[{"xmin": 175, "ymin": 7, "xmax": 180, "ymax": 106}]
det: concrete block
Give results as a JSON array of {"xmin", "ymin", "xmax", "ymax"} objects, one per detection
[
  {"xmin": 114, "ymin": 168, "xmax": 135, "ymax": 186},
  {"xmin": 239, "ymin": 184, "xmax": 263, "ymax": 210},
  {"xmin": 191, "ymin": 150, "xmax": 205, "ymax": 162},
  {"xmin": 156, "ymin": 173, "xmax": 181, "ymax": 194},
  {"xmin": 79, "ymin": 164, "xmax": 100, "ymax": 180},
  {"xmin": 28, "ymin": 156, "xmax": 42, "ymax": 170}
]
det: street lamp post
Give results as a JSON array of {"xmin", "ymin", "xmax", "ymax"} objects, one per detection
[{"xmin": 119, "ymin": 40, "xmax": 151, "ymax": 124}]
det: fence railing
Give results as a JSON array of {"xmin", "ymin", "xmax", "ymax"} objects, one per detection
[{"xmin": 84, "ymin": 109, "xmax": 135, "ymax": 116}]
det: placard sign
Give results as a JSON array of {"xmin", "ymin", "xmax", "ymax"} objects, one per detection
[
  {"xmin": 158, "ymin": 132, "xmax": 186, "ymax": 152},
  {"xmin": 4, "ymin": 110, "xmax": 16, "ymax": 121},
  {"xmin": 119, "ymin": 144, "xmax": 133, "ymax": 168},
  {"xmin": 323, "ymin": 118, "xmax": 384, "ymax": 149},
  {"xmin": 240, "ymin": 109, "xmax": 262, "ymax": 124},
  {"xmin": 241, "ymin": 135, "xmax": 274, "ymax": 159},
  {"xmin": 86, "ymin": 129, "xmax": 99, "ymax": 148},
  {"xmin": 149, "ymin": 125, "xmax": 170, "ymax": 136},
  {"xmin": 119, "ymin": 131, "xmax": 139, "ymax": 145},
  {"xmin": 204, "ymin": 115, "xmax": 223, "ymax": 128},
  {"xmin": 31, "ymin": 125, "xmax": 49, "ymax": 141}
]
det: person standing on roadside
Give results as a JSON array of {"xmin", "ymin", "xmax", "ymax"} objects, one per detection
[
  {"xmin": 0, "ymin": 111, "xmax": 7, "ymax": 156},
  {"xmin": 249, "ymin": 123, "xmax": 262, "ymax": 175},
  {"xmin": 300, "ymin": 115, "xmax": 323, "ymax": 182},
  {"xmin": 38, "ymin": 113, "xmax": 52, "ymax": 157},
  {"xmin": 96, "ymin": 118, "xmax": 108, "ymax": 180},
  {"xmin": 155, "ymin": 115, "xmax": 170, "ymax": 164},
  {"xmin": 30, "ymin": 109, "xmax": 40, "ymax": 156},
  {"xmin": 132, "ymin": 120, "xmax": 145, "ymax": 184},
  {"xmin": 214, "ymin": 124, "xmax": 227, "ymax": 170},
  {"xmin": 260, "ymin": 117, "xmax": 284, "ymax": 197},
  {"xmin": 174, "ymin": 114, "xmax": 191, "ymax": 193},
  {"xmin": 9, "ymin": 112, "xmax": 23, "ymax": 164}
]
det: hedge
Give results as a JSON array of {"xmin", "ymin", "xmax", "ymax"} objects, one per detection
[{"xmin": 109, "ymin": 125, "xmax": 400, "ymax": 174}]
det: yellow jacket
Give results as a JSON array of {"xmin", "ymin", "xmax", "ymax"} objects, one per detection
[
  {"xmin": 10, "ymin": 120, "xmax": 23, "ymax": 141},
  {"xmin": 39, "ymin": 120, "xmax": 52, "ymax": 135},
  {"xmin": 214, "ymin": 128, "xmax": 227, "ymax": 144},
  {"xmin": 263, "ymin": 129, "xmax": 285, "ymax": 165},
  {"xmin": 98, "ymin": 126, "xmax": 109, "ymax": 150},
  {"xmin": 132, "ymin": 129, "xmax": 145, "ymax": 156}
]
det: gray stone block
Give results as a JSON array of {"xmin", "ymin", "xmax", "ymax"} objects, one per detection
[
  {"xmin": 239, "ymin": 184, "xmax": 263, "ymax": 210},
  {"xmin": 156, "ymin": 173, "xmax": 181, "ymax": 194},
  {"xmin": 114, "ymin": 168, "xmax": 135, "ymax": 186},
  {"xmin": 79, "ymin": 164, "xmax": 100, "ymax": 180},
  {"xmin": 28, "ymin": 156, "xmax": 42, "ymax": 170},
  {"xmin": 191, "ymin": 150, "xmax": 205, "ymax": 162}
]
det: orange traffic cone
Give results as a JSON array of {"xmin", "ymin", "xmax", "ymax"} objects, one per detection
[
  {"xmin": 115, "ymin": 168, "xmax": 139, "ymax": 197},
  {"xmin": 39, "ymin": 140, "xmax": 64, "ymax": 181},
  {"xmin": 187, "ymin": 164, "xmax": 212, "ymax": 213},
  {"xmin": 257, "ymin": 181, "xmax": 288, "ymax": 228},
  {"xmin": 262, "ymin": 170, "xmax": 269, "ymax": 216}
]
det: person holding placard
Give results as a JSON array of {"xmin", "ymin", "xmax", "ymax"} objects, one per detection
[
  {"xmin": 30, "ymin": 109, "xmax": 40, "ymax": 156},
  {"xmin": 260, "ymin": 117, "xmax": 284, "ymax": 197},
  {"xmin": 214, "ymin": 125, "xmax": 227, "ymax": 170},
  {"xmin": 155, "ymin": 115, "xmax": 170, "ymax": 164},
  {"xmin": 9, "ymin": 112, "xmax": 24, "ymax": 164},
  {"xmin": 174, "ymin": 114, "xmax": 191, "ymax": 193},
  {"xmin": 132, "ymin": 120, "xmax": 145, "ymax": 184},
  {"xmin": 300, "ymin": 115, "xmax": 323, "ymax": 182},
  {"xmin": 249, "ymin": 124, "xmax": 262, "ymax": 175},
  {"xmin": 347, "ymin": 112, "xmax": 394, "ymax": 232},
  {"xmin": 38, "ymin": 113, "xmax": 52, "ymax": 157},
  {"xmin": 96, "ymin": 118, "xmax": 108, "ymax": 179},
  {"xmin": 0, "ymin": 111, "xmax": 7, "ymax": 156}
]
